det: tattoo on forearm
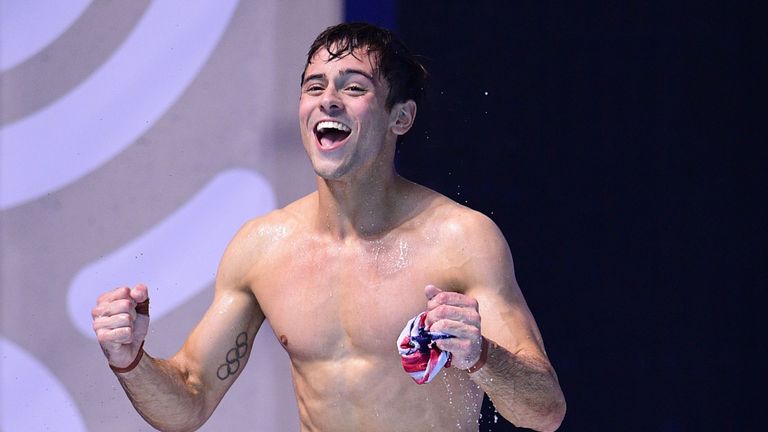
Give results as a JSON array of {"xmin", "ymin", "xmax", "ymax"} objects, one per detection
[{"xmin": 216, "ymin": 331, "xmax": 248, "ymax": 380}]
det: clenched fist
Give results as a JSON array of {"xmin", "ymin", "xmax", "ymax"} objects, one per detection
[
  {"xmin": 92, "ymin": 284, "xmax": 150, "ymax": 369},
  {"xmin": 423, "ymin": 285, "xmax": 484, "ymax": 370}
]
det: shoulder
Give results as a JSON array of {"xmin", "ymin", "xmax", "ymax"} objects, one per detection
[
  {"xmin": 229, "ymin": 193, "xmax": 314, "ymax": 252},
  {"xmin": 217, "ymin": 194, "xmax": 314, "ymax": 285},
  {"xmin": 412, "ymin": 188, "xmax": 515, "ymax": 288},
  {"xmin": 418, "ymin": 189, "xmax": 509, "ymax": 254}
]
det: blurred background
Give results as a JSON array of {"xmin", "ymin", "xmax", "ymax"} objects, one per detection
[{"xmin": 1, "ymin": 1, "xmax": 762, "ymax": 431}]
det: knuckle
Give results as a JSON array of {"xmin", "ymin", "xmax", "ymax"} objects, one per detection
[
  {"xmin": 116, "ymin": 299, "xmax": 133, "ymax": 311},
  {"xmin": 433, "ymin": 305, "xmax": 448, "ymax": 318},
  {"xmin": 116, "ymin": 313, "xmax": 134, "ymax": 325},
  {"xmin": 92, "ymin": 316, "xmax": 108, "ymax": 330},
  {"xmin": 116, "ymin": 327, "xmax": 133, "ymax": 342},
  {"xmin": 95, "ymin": 328, "xmax": 113, "ymax": 343},
  {"xmin": 468, "ymin": 309, "xmax": 480, "ymax": 323},
  {"xmin": 423, "ymin": 313, "xmax": 434, "ymax": 325},
  {"xmin": 110, "ymin": 286, "xmax": 129, "ymax": 299},
  {"xmin": 429, "ymin": 319, "xmax": 444, "ymax": 332}
]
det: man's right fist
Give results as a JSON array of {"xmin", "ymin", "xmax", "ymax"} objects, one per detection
[{"xmin": 92, "ymin": 284, "xmax": 150, "ymax": 369}]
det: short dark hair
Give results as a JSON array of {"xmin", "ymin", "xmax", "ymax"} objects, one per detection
[{"xmin": 302, "ymin": 22, "xmax": 428, "ymax": 110}]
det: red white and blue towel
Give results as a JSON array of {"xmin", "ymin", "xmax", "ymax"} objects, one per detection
[{"xmin": 397, "ymin": 311, "xmax": 453, "ymax": 384}]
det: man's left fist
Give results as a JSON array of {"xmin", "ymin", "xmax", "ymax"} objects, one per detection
[{"xmin": 423, "ymin": 285, "xmax": 483, "ymax": 370}]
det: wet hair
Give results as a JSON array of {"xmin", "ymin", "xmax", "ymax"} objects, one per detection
[{"xmin": 301, "ymin": 22, "xmax": 428, "ymax": 111}]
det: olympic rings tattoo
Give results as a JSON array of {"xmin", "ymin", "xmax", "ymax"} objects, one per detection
[{"xmin": 216, "ymin": 331, "xmax": 248, "ymax": 380}]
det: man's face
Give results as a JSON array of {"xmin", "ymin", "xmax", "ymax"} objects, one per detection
[{"xmin": 299, "ymin": 47, "xmax": 396, "ymax": 180}]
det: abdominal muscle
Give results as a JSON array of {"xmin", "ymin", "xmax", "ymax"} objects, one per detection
[
  {"xmin": 249, "ymin": 193, "xmax": 487, "ymax": 430},
  {"xmin": 288, "ymin": 351, "xmax": 485, "ymax": 432}
]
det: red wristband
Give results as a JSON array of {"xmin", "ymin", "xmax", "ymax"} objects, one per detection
[
  {"xmin": 110, "ymin": 341, "xmax": 145, "ymax": 374},
  {"xmin": 466, "ymin": 336, "xmax": 489, "ymax": 374}
]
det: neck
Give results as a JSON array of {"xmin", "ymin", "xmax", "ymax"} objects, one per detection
[{"xmin": 314, "ymin": 162, "xmax": 404, "ymax": 240}]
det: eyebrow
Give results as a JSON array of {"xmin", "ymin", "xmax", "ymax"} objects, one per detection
[
  {"xmin": 340, "ymin": 68, "xmax": 375, "ymax": 81},
  {"xmin": 302, "ymin": 73, "xmax": 325, "ymax": 85},
  {"xmin": 302, "ymin": 68, "xmax": 375, "ymax": 86}
]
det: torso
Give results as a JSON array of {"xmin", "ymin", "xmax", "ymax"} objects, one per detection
[{"xmin": 246, "ymin": 188, "xmax": 485, "ymax": 431}]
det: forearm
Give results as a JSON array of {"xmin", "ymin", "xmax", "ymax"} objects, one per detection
[
  {"xmin": 470, "ymin": 340, "xmax": 566, "ymax": 432},
  {"xmin": 114, "ymin": 352, "xmax": 209, "ymax": 432}
]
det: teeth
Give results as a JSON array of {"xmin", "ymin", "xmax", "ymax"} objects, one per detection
[{"xmin": 316, "ymin": 121, "xmax": 351, "ymax": 133}]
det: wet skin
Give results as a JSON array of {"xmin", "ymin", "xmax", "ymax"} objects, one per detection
[
  {"xmin": 250, "ymin": 192, "xmax": 488, "ymax": 431},
  {"xmin": 234, "ymin": 49, "xmax": 549, "ymax": 430},
  {"xmin": 258, "ymin": 49, "xmax": 487, "ymax": 429},
  {"xmin": 93, "ymin": 47, "xmax": 563, "ymax": 432}
]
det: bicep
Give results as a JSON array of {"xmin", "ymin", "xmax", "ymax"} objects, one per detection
[
  {"xmin": 471, "ymin": 275, "xmax": 547, "ymax": 358},
  {"xmin": 172, "ymin": 288, "xmax": 264, "ymax": 414},
  {"xmin": 169, "ymin": 220, "xmax": 266, "ymax": 414},
  {"xmin": 461, "ymin": 218, "xmax": 548, "ymax": 358}
]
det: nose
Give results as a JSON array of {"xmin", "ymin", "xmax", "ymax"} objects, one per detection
[{"xmin": 320, "ymin": 88, "xmax": 343, "ymax": 114}]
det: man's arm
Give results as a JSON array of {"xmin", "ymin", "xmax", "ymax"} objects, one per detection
[
  {"xmin": 92, "ymin": 222, "xmax": 265, "ymax": 432},
  {"xmin": 425, "ymin": 212, "xmax": 566, "ymax": 432}
]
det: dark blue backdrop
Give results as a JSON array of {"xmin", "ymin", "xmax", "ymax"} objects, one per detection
[{"xmin": 348, "ymin": 1, "xmax": 762, "ymax": 431}]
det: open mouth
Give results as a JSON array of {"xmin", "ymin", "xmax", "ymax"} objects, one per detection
[{"xmin": 314, "ymin": 120, "xmax": 352, "ymax": 149}]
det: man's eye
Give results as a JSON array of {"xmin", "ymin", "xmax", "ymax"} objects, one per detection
[
  {"xmin": 346, "ymin": 85, "xmax": 366, "ymax": 93},
  {"xmin": 305, "ymin": 85, "xmax": 324, "ymax": 93}
]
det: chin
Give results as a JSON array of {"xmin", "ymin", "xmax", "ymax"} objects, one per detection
[{"xmin": 312, "ymin": 163, "xmax": 350, "ymax": 181}]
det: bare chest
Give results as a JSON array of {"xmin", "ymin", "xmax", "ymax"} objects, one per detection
[{"xmin": 252, "ymin": 236, "xmax": 459, "ymax": 362}]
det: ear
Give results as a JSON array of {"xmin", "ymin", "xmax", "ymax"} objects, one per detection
[{"xmin": 390, "ymin": 100, "xmax": 417, "ymax": 136}]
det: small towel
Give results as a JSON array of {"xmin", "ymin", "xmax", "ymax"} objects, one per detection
[{"xmin": 397, "ymin": 311, "xmax": 453, "ymax": 384}]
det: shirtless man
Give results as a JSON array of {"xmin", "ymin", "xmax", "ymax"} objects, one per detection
[{"xmin": 91, "ymin": 23, "xmax": 566, "ymax": 431}]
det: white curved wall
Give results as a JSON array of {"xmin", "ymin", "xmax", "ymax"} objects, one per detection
[{"xmin": 0, "ymin": 1, "xmax": 340, "ymax": 430}]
